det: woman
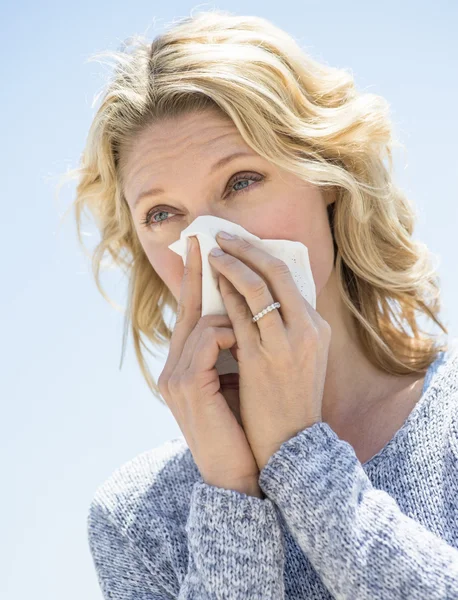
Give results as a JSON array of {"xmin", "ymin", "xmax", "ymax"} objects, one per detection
[{"xmin": 69, "ymin": 11, "xmax": 458, "ymax": 599}]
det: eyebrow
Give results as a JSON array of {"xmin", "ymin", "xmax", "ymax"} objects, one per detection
[{"xmin": 132, "ymin": 151, "xmax": 255, "ymax": 209}]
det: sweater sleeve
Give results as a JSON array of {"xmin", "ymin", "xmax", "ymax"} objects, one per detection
[
  {"xmin": 258, "ymin": 421, "xmax": 458, "ymax": 600},
  {"xmin": 87, "ymin": 482, "xmax": 285, "ymax": 599}
]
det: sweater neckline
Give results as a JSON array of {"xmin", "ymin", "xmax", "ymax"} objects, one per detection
[{"xmin": 362, "ymin": 341, "xmax": 457, "ymax": 470}]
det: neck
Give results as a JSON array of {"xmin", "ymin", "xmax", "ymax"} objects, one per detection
[{"xmin": 316, "ymin": 268, "xmax": 425, "ymax": 429}]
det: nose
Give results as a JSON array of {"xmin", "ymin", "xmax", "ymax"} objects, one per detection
[{"xmin": 185, "ymin": 207, "xmax": 232, "ymax": 226}]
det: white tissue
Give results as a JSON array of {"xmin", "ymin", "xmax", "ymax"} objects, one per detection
[{"xmin": 168, "ymin": 215, "xmax": 316, "ymax": 376}]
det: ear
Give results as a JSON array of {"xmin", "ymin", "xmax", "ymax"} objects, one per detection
[{"xmin": 323, "ymin": 185, "xmax": 337, "ymax": 207}]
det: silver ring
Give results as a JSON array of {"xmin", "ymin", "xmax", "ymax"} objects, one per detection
[{"xmin": 252, "ymin": 302, "xmax": 281, "ymax": 323}]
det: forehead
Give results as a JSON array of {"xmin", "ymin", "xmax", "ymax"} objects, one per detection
[
  {"xmin": 120, "ymin": 110, "xmax": 255, "ymax": 204},
  {"xmin": 124, "ymin": 110, "xmax": 244, "ymax": 166}
]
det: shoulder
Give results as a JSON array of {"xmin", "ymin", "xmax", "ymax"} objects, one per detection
[
  {"xmin": 430, "ymin": 339, "xmax": 458, "ymax": 458},
  {"xmin": 87, "ymin": 436, "xmax": 200, "ymax": 545},
  {"xmin": 429, "ymin": 338, "xmax": 458, "ymax": 407},
  {"xmin": 445, "ymin": 341, "xmax": 458, "ymax": 454},
  {"xmin": 426, "ymin": 338, "xmax": 458, "ymax": 391}
]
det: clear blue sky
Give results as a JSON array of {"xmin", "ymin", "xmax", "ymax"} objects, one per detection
[{"xmin": 2, "ymin": 1, "xmax": 457, "ymax": 598}]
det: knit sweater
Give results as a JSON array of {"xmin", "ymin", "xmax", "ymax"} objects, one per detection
[{"xmin": 87, "ymin": 340, "xmax": 458, "ymax": 599}]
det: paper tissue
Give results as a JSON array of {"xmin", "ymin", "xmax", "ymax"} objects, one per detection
[{"xmin": 168, "ymin": 215, "xmax": 316, "ymax": 375}]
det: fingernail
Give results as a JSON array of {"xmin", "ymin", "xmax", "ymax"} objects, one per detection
[
  {"xmin": 217, "ymin": 231, "xmax": 237, "ymax": 240},
  {"xmin": 210, "ymin": 246, "xmax": 225, "ymax": 256}
]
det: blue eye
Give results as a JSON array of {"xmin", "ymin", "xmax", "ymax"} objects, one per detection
[{"xmin": 140, "ymin": 172, "xmax": 264, "ymax": 229}]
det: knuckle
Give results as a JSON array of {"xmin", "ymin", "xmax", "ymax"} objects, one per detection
[
  {"xmin": 200, "ymin": 314, "xmax": 231, "ymax": 329},
  {"xmin": 247, "ymin": 277, "xmax": 267, "ymax": 299},
  {"xmin": 304, "ymin": 326, "xmax": 320, "ymax": 346},
  {"xmin": 176, "ymin": 300, "xmax": 202, "ymax": 325},
  {"xmin": 201, "ymin": 325, "xmax": 217, "ymax": 339},
  {"xmin": 199, "ymin": 314, "xmax": 219, "ymax": 326},
  {"xmin": 193, "ymin": 368, "xmax": 215, "ymax": 389},
  {"xmin": 175, "ymin": 299, "xmax": 186, "ymax": 324},
  {"xmin": 298, "ymin": 310, "xmax": 316, "ymax": 331},
  {"xmin": 233, "ymin": 301, "xmax": 251, "ymax": 321},
  {"xmin": 222, "ymin": 253, "xmax": 238, "ymax": 267},
  {"xmin": 199, "ymin": 314, "xmax": 213, "ymax": 322},
  {"xmin": 237, "ymin": 238, "xmax": 252, "ymax": 252},
  {"xmin": 258, "ymin": 314, "xmax": 278, "ymax": 331},
  {"xmin": 180, "ymin": 370, "xmax": 195, "ymax": 389},
  {"xmin": 183, "ymin": 264, "xmax": 202, "ymax": 279},
  {"xmin": 223, "ymin": 288, "xmax": 240, "ymax": 304},
  {"xmin": 168, "ymin": 372, "xmax": 182, "ymax": 394},
  {"xmin": 291, "ymin": 324, "xmax": 311, "ymax": 347},
  {"xmin": 271, "ymin": 258, "xmax": 290, "ymax": 276},
  {"xmin": 157, "ymin": 372, "xmax": 169, "ymax": 392}
]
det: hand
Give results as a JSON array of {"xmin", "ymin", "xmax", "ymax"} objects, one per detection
[
  {"xmin": 158, "ymin": 235, "xmax": 263, "ymax": 497},
  {"xmin": 208, "ymin": 232, "xmax": 331, "ymax": 472}
]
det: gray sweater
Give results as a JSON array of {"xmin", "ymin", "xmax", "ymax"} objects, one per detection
[{"xmin": 87, "ymin": 340, "xmax": 458, "ymax": 599}]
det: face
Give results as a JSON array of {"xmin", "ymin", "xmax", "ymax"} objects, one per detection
[{"xmin": 121, "ymin": 109, "xmax": 336, "ymax": 308}]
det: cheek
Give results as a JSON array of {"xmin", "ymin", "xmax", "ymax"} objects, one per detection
[
  {"xmin": 145, "ymin": 247, "xmax": 184, "ymax": 301},
  {"xmin": 308, "ymin": 232, "xmax": 335, "ymax": 296},
  {"xmin": 265, "ymin": 203, "xmax": 335, "ymax": 296}
]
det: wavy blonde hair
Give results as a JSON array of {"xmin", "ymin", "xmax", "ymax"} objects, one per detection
[{"xmin": 58, "ymin": 10, "xmax": 448, "ymax": 404}]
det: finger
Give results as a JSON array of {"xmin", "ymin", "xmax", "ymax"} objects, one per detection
[
  {"xmin": 209, "ymin": 242, "xmax": 285, "ymax": 346},
  {"xmin": 166, "ymin": 236, "xmax": 202, "ymax": 370},
  {"xmin": 212, "ymin": 234, "xmax": 310, "ymax": 329},
  {"xmin": 188, "ymin": 326, "xmax": 237, "ymax": 378},
  {"xmin": 218, "ymin": 273, "xmax": 260, "ymax": 353},
  {"xmin": 168, "ymin": 237, "xmax": 232, "ymax": 376}
]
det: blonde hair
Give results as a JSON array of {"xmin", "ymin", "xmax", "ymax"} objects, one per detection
[{"xmin": 58, "ymin": 10, "xmax": 448, "ymax": 404}]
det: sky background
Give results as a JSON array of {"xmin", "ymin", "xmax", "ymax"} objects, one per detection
[{"xmin": 1, "ymin": 1, "xmax": 457, "ymax": 598}]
